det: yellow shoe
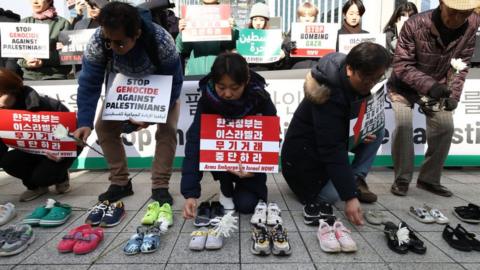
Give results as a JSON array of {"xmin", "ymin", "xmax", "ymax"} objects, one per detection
[{"xmin": 141, "ymin": 201, "xmax": 161, "ymax": 225}]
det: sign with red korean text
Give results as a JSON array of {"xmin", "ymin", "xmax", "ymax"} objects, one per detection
[
  {"xmin": 290, "ymin": 22, "xmax": 338, "ymax": 58},
  {"xmin": 181, "ymin": 5, "xmax": 232, "ymax": 42},
  {"xmin": 0, "ymin": 110, "xmax": 77, "ymax": 157},
  {"xmin": 199, "ymin": 114, "xmax": 280, "ymax": 173},
  {"xmin": 338, "ymin": 33, "xmax": 386, "ymax": 54},
  {"xmin": 102, "ymin": 73, "xmax": 172, "ymax": 123},
  {"xmin": 0, "ymin": 23, "xmax": 50, "ymax": 59}
]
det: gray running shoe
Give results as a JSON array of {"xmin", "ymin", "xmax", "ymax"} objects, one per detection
[
  {"xmin": 0, "ymin": 224, "xmax": 34, "ymax": 256},
  {"xmin": 270, "ymin": 224, "xmax": 291, "ymax": 256},
  {"xmin": 251, "ymin": 223, "xmax": 271, "ymax": 255}
]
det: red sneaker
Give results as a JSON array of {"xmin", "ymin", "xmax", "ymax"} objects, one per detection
[
  {"xmin": 73, "ymin": 228, "xmax": 104, "ymax": 255},
  {"xmin": 57, "ymin": 224, "xmax": 92, "ymax": 253}
]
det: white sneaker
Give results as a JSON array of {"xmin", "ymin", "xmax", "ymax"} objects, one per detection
[
  {"xmin": 317, "ymin": 219, "xmax": 341, "ymax": 253},
  {"xmin": 424, "ymin": 204, "xmax": 449, "ymax": 224},
  {"xmin": 219, "ymin": 192, "xmax": 235, "ymax": 212},
  {"xmin": 0, "ymin": 203, "xmax": 16, "ymax": 226},
  {"xmin": 267, "ymin": 202, "xmax": 283, "ymax": 226},
  {"xmin": 250, "ymin": 200, "xmax": 267, "ymax": 225},
  {"xmin": 409, "ymin": 206, "xmax": 435, "ymax": 223}
]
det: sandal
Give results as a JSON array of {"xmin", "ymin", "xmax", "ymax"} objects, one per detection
[{"xmin": 364, "ymin": 210, "xmax": 387, "ymax": 225}]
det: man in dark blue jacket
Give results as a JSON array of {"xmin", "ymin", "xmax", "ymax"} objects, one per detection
[
  {"xmin": 73, "ymin": 2, "xmax": 183, "ymax": 204},
  {"xmin": 281, "ymin": 42, "xmax": 390, "ymax": 226}
]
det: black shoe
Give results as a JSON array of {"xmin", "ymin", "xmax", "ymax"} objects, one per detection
[
  {"xmin": 399, "ymin": 222, "xmax": 426, "ymax": 254},
  {"xmin": 303, "ymin": 199, "xmax": 333, "ymax": 226},
  {"xmin": 210, "ymin": 201, "xmax": 225, "ymax": 219},
  {"xmin": 416, "ymin": 181, "xmax": 453, "ymax": 197},
  {"xmin": 390, "ymin": 181, "xmax": 409, "ymax": 196},
  {"xmin": 384, "ymin": 222, "xmax": 409, "ymax": 254},
  {"xmin": 453, "ymin": 204, "xmax": 480, "ymax": 224},
  {"xmin": 98, "ymin": 180, "xmax": 133, "ymax": 202},
  {"xmin": 455, "ymin": 224, "xmax": 480, "ymax": 251},
  {"xmin": 194, "ymin": 201, "xmax": 211, "ymax": 227},
  {"xmin": 443, "ymin": 224, "xmax": 472, "ymax": 252},
  {"xmin": 151, "ymin": 188, "xmax": 173, "ymax": 205}
]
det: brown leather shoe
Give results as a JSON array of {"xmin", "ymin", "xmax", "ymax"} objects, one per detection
[
  {"xmin": 417, "ymin": 181, "xmax": 453, "ymax": 197},
  {"xmin": 391, "ymin": 181, "xmax": 409, "ymax": 196},
  {"xmin": 357, "ymin": 177, "xmax": 377, "ymax": 203}
]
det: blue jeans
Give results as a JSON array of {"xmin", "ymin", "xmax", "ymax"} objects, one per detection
[{"xmin": 318, "ymin": 128, "xmax": 385, "ymax": 203}]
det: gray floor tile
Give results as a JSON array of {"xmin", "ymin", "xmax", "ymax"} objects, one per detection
[
  {"xmin": 0, "ymin": 233, "xmax": 56, "ymax": 265},
  {"xmin": 13, "ymin": 265, "xmax": 89, "ymax": 270},
  {"xmin": 420, "ymin": 232, "xmax": 480, "ymax": 263},
  {"xmin": 444, "ymin": 173, "xmax": 480, "ymax": 184},
  {"xmin": 376, "ymin": 190, "xmax": 469, "ymax": 211},
  {"xmin": 242, "ymin": 263, "xmax": 316, "ymax": 270},
  {"xmin": 463, "ymin": 263, "xmax": 480, "ymax": 270},
  {"xmin": 240, "ymin": 232, "xmax": 310, "ymax": 263},
  {"xmin": 165, "ymin": 264, "xmax": 239, "ymax": 270},
  {"xmin": 314, "ymin": 263, "xmax": 390, "ymax": 270},
  {"xmin": 89, "ymin": 264, "xmax": 166, "ymax": 270},
  {"xmin": 388, "ymin": 263, "xmax": 465, "ymax": 270},
  {"xmin": 0, "ymin": 266, "xmax": 13, "ymax": 270}
]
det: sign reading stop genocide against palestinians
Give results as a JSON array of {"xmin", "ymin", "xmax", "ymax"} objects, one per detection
[
  {"xmin": 199, "ymin": 114, "xmax": 280, "ymax": 173},
  {"xmin": 181, "ymin": 5, "xmax": 232, "ymax": 42},
  {"xmin": 0, "ymin": 23, "xmax": 50, "ymax": 59},
  {"xmin": 338, "ymin": 33, "xmax": 386, "ymax": 54},
  {"xmin": 102, "ymin": 74, "xmax": 173, "ymax": 123},
  {"xmin": 290, "ymin": 22, "xmax": 338, "ymax": 58},
  {"xmin": 0, "ymin": 110, "xmax": 77, "ymax": 157}
]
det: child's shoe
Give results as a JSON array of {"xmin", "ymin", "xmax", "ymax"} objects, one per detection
[
  {"xmin": 140, "ymin": 223, "xmax": 161, "ymax": 253},
  {"xmin": 141, "ymin": 201, "xmax": 161, "ymax": 225},
  {"xmin": 189, "ymin": 227, "xmax": 209, "ymax": 251},
  {"xmin": 333, "ymin": 221, "xmax": 357, "ymax": 252},
  {"xmin": 123, "ymin": 226, "xmax": 147, "ymax": 255},
  {"xmin": 85, "ymin": 201, "xmax": 110, "ymax": 226},
  {"xmin": 57, "ymin": 224, "xmax": 92, "ymax": 253},
  {"xmin": 250, "ymin": 200, "xmax": 267, "ymax": 225},
  {"xmin": 270, "ymin": 224, "xmax": 291, "ymax": 256},
  {"xmin": 250, "ymin": 223, "xmax": 271, "ymax": 255},
  {"xmin": 205, "ymin": 229, "xmax": 223, "ymax": 250},
  {"xmin": 317, "ymin": 219, "xmax": 341, "ymax": 253},
  {"xmin": 100, "ymin": 201, "xmax": 126, "ymax": 227}
]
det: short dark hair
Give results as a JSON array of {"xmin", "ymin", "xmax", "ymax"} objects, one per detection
[
  {"xmin": 97, "ymin": 2, "xmax": 141, "ymax": 38},
  {"xmin": 211, "ymin": 53, "xmax": 250, "ymax": 85},
  {"xmin": 0, "ymin": 68, "xmax": 24, "ymax": 97},
  {"xmin": 342, "ymin": 0, "xmax": 366, "ymax": 16},
  {"xmin": 346, "ymin": 42, "xmax": 391, "ymax": 75}
]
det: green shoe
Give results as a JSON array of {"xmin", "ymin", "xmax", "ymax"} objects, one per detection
[
  {"xmin": 141, "ymin": 201, "xmax": 161, "ymax": 225},
  {"xmin": 23, "ymin": 198, "xmax": 56, "ymax": 226},
  {"xmin": 157, "ymin": 203, "xmax": 173, "ymax": 231},
  {"xmin": 39, "ymin": 202, "xmax": 72, "ymax": 227}
]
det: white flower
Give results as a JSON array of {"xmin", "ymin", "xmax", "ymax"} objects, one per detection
[
  {"xmin": 52, "ymin": 124, "xmax": 69, "ymax": 139},
  {"xmin": 213, "ymin": 211, "xmax": 238, "ymax": 238},
  {"xmin": 450, "ymin": 58, "xmax": 467, "ymax": 74}
]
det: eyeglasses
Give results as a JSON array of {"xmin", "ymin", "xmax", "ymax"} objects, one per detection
[{"xmin": 104, "ymin": 38, "xmax": 126, "ymax": 49}]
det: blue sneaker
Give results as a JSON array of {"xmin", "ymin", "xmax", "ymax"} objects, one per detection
[
  {"xmin": 140, "ymin": 223, "xmax": 161, "ymax": 254},
  {"xmin": 123, "ymin": 226, "xmax": 146, "ymax": 255},
  {"xmin": 85, "ymin": 201, "xmax": 109, "ymax": 226},
  {"xmin": 100, "ymin": 201, "xmax": 126, "ymax": 228}
]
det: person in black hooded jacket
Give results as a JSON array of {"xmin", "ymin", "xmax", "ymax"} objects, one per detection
[
  {"xmin": 181, "ymin": 52, "xmax": 277, "ymax": 217},
  {"xmin": 0, "ymin": 68, "xmax": 80, "ymax": 202},
  {"xmin": 281, "ymin": 42, "xmax": 390, "ymax": 226}
]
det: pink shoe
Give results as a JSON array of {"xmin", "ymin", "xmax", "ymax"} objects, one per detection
[
  {"xmin": 57, "ymin": 224, "xmax": 92, "ymax": 253},
  {"xmin": 333, "ymin": 221, "xmax": 357, "ymax": 252},
  {"xmin": 73, "ymin": 228, "xmax": 104, "ymax": 255},
  {"xmin": 317, "ymin": 219, "xmax": 341, "ymax": 253}
]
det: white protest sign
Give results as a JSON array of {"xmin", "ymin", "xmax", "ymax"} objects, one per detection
[
  {"xmin": 290, "ymin": 22, "xmax": 338, "ymax": 58},
  {"xmin": 0, "ymin": 23, "xmax": 50, "ymax": 59},
  {"xmin": 102, "ymin": 73, "xmax": 173, "ymax": 123},
  {"xmin": 338, "ymin": 33, "xmax": 386, "ymax": 54}
]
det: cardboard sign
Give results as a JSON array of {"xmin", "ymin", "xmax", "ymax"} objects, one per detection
[
  {"xmin": 199, "ymin": 114, "xmax": 280, "ymax": 173},
  {"xmin": 348, "ymin": 81, "xmax": 386, "ymax": 150},
  {"xmin": 0, "ymin": 110, "xmax": 77, "ymax": 157},
  {"xmin": 181, "ymin": 5, "xmax": 232, "ymax": 42},
  {"xmin": 290, "ymin": 22, "xmax": 338, "ymax": 58},
  {"xmin": 0, "ymin": 23, "xmax": 50, "ymax": 59},
  {"xmin": 58, "ymin": 29, "xmax": 96, "ymax": 65},
  {"xmin": 102, "ymin": 73, "xmax": 173, "ymax": 123},
  {"xmin": 338, "ymin": 33, "xmax": 386, "ymax": 54},
  {"xmin": 236, "ymin": 29, "xmax": 283, "ymax": 63}
]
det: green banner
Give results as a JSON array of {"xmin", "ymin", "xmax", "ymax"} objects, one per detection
[{"xmin": 236, "ymin": 29, "xmax": 282, "ymax": 63}]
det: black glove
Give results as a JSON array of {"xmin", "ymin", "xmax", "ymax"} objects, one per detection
[
  {"xmin": 444, "ymin": 98, "xmax": 458, "ymax": 111},
  {"xmin": 285, "ymin": 41, "xmax": 296, "ymax": 53},
  {"xmin": 428, "ymin": 83, "xmax": 451, "ymax": 100}
]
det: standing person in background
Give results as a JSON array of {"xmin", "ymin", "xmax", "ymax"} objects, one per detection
[
  {"xmin": 149, "ymin": 0, "xmax": 180, "ymax": 40},
  {"xmin": 383, "ymin": 2, "xmax": 418, "ymax": 58},
  {"xmin": 74, "ymin": 0, "xmax": 109, "ymax": 30},
  {"xmin": 0, "ymin": 8, "xmax": 23, "ymax": 77},
  {"xmin": 389, "ymin": 0, "xmax": 480, "ymax": 197},
  {"xmin": 18, "ymin": 0, "xmax": 71, "ymax": 80},
  {"xmin": 336, "ymin": 0, "xmax": 368, "ymax": 51}
]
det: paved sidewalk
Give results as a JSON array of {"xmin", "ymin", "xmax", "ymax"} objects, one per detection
[{"xmin": 0, "ymin": 168, "xmax": 480, "ymax": 270}]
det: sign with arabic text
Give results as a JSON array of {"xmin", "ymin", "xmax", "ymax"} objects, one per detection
[
  {"xmin": 338, "ymin": 33, "xmax": 386, "ymax": 54},
  {"xmin": 236, "ymin": 29, "xmax": 283, "ymax": 64},
  {"xmin": 181, "ymin": 5, "xmax": 232, "ymax": 42},
  {"xmin": 58, "ymin": 29, "xmax": 96, "ymax": 65},
  {"xmin": 199, "ymin": 114, "xmax": 280, "ymax": 173},
  {"xmin": 0, "ymin": 23, "xmax": 50, "ymax": 59},
  {"xmin": 290, "ymin": 22, "xmax": 338, "ymax": 58},
  {"xmin": 102, "ymin": 74, "xmax": 173, "ymax": 123},
  {"xmin": 0, "ymin": 110, "xmax": 77, "ymax": 157}
]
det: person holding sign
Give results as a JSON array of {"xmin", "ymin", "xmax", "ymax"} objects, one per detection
[
  {"xmin": 388, "ymin": 0, "xmax": 480, "ymax": 197},
  {"xmin": 336, "ymin": 0, "xmax": 368, "ymax": 52},
  {"xmin": 181, "ymin": 53, "xmax": 277, "ymax": 217},
  {"xmin": 73, "ymin": 0, "xmax": 109, "ymax": 30},
  {"xmin": 0, "ymin": 68, "xmax": 78, "ymax": 202},
  {"xmin": 17, "ymin": 0, "xmax": 72, "ymax": 80},
  {"xmin": 281, "ymin": 43, "xmax": 391, "ymax": 226},
  {"xmin": 383, "ymin": 2, "xmax": 418, "ymax": 58},
  {"xmin": 73, "ymin": 2, "xmax": 183, "ymax": 204}
]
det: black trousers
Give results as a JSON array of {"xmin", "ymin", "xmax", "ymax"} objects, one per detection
[
  {"xmin": 211, "ymin": 171, "xmax": 268, "ymax": 214},
  {"xmin": 0, "ymin": 149, "xmax": 77, "ymax": 190}
]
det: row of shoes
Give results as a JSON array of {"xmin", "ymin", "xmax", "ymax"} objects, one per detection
[
  {"xmin": 85, "ymin": 201, "xmax": 126, "ymax": 228},
  {"xmin": 194, "ymin": 201, "xmax": 225, "ymax": 227},
  {"xmin": 124, "ymin": 223, "xmax": 162, "ymax": 255},
  {"xmin": 251, "ymin": 223, "xmax": 291, "ymax": 256},
  {"xmin": 57, "ymin": 224, "xmax": 104, "ymax": 255},
  {"xmin": 443, "ymin": 224, "xmax": 480, "ymax": 252},
  {"xmin": 317, "ymin": 219, "xmax": 357, "ymax": 253},
  {"xmin": 189, "ymin": 227, "xmax": 224, "ymax": 250},
  {"xmin": 0, "ymin": 203, "xmax": 16, "ymax": 226},
  {"xmin": 409, "ymin": 205, "xmax": 449, "ymax": 224},
  {"xmin": 23, "ymin": 199, "xmax": 72, "ymax": 227},
  {"xmin": 141, "ymin": 202, "xmax": 173, "ymax": 231},
  {"xmin": 384, "ymin": 221, "xmax": 426, "ymax": 254},
  {"xmin": 453, "ymin": 203, "xmax": 480, "ymax": 224},
  {"xmin": 250, "ymin": 200, "xmax": 282, "ymax": 226},
  {"xmin": 0, "ymin": 224, "xmax": 34, "ymax": 257}
]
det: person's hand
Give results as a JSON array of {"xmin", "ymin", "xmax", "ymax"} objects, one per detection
[
  {"xmin": 444, "ymin": 97, "xmax": 458, "ymax": 111},
  {"xmin": 179, "ymin": 18, "xmax": 186, "ymax": 32},
  {"xmin": 227, "ymin": 162, "xmax": 254, "ymax": 178},
  {"xmin": 129, "ymin": 118, "xmax": 149, "ymax": 131},
  {"xmin": 363, "ymin": 134, "xmax": 376, "ymax": 144},
  {"xmin": 428, "ymin": 84, "xmax": 451, "ymax": 100},
  {"xmin": 345, "ymin": 198, "xmax": 364, "ymax": 225},
  {"xmin": 45, "ymin": 152, "xmax": 62, "ymax": 162},
  {"xmin": 183, "ymin": 198, "xmax": 197, "ymax": 219},
  {"xmin": 72, "ymin": 127, "xmax": 92, "ymax": 144}
]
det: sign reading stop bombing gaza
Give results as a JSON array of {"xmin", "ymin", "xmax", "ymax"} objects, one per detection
[
  {"xmin": 102, "ymin": 74, "xmax": 173, "ymax": 123},
  {"xmin": 0, "ymin": 23, "xmax": 50, "ymax": 59},
  {"xmin": 290, "ymin": 22, "xmax": 338, "ymax": 58}
]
